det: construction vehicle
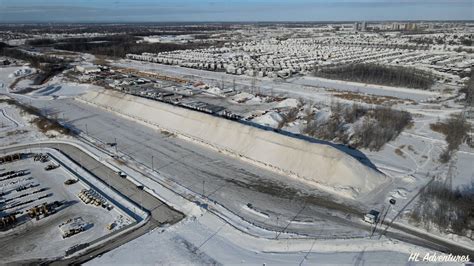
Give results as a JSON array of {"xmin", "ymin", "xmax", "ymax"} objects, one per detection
[
  {"xmin": 0, "ymin": 213, "xmax": 17, "ymax": 229},
  {"xmin": 44, "ymin": 164, "xmax": 60, "ymax": 171},
  {"xmin": 59, "ymin": 217, "xmax": 88, "ymax": 238},
  {"xmin": 78, "ymin": 189, "xmax": 108, "ymax": 208},
  {"xmin": 106, "ymin": 223, "xmax": 115, "ymax": 230},
  {"xmin": 27, "ymin": 204, "xmax": 50, "ymax": 220},
  {"xmin": 34, "ymin": 153, "xmax": 49, "ymax": 162},
  {"xmin": 26, "ymin": 201, "xmax": 62, "ymax": 220}
]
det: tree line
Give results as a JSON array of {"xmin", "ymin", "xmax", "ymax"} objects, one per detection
[
  {"xmin": 314, "ymin": 63, "xmax": 435, "ymax": 90},
  {"xmin": 26, "ymin": 35, "xmax": 225, "ymax": 58},
  {"xmin": 431, "ymin": 114, "xmax": 471, "ymax": 163},
  {"xmin": 410, "ymin": 181, "xmax": 473, "ymax": 238},
  {"xmin": 0, "ymin": 44, "xmax": 69, "ymax": 85}
]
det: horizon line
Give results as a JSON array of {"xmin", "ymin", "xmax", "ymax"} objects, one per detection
[{"xmin": 1, "ymin": 19, "xmax": 473, "ymax": 25}]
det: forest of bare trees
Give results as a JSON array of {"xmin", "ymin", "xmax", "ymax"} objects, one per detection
[
  {"xmin": 1, "ymin": 44, "xmax": 63, "ymax": 67},
  {"xmin": 410, "ymin": 181, "xmax": 474, "ymax": 237},
  {"xmin": 26, "ymin": 35, "xmax": 224, "ymax": 58},
  {"xmin": 431, "ymin": 114, "xmax": 471, "ymax": 163},
  {"xmin": 314, "ymin": 63, "xmax": 435, "ymax": 90},
  {"xmin": 0, "ymin": 45, "xmax": 70, "ymax": 85},
  {"xmin": 302, "ymin": 102, "xmax": 412, "ymax": 151}
]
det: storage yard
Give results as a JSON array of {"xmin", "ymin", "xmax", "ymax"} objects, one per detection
[{"xmin": 0, "ymin": 149, "xmax": 139, "ymax": 263}]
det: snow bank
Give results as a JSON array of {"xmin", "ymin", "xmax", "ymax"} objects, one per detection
[
  {"xmin": 276, "ymin": 98, "xmax": 299, "ymax": 108},
  {"xmin": 231, "ymin": 92, "xmax": 254, "ymax": 103},
  {"xmin": 206, "ymin": 86, "xmax": 222, "ymax": 95},
  {"xmin": 79, "ymin": 89, "xmax": 388, "ymax": 198},
  {"xmin": 251, "ymin": 111, "xmax": 282, "ymax": 128},
  {"xmin": 31, "ymin": 83, "xmax": 97, "ymax": 98}
]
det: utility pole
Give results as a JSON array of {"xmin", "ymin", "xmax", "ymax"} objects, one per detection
[
  {"xmin": 276, "ymin": 216, "xmax": 279, "ymax": 239},
  {"xmin": 140, "ymin": 190, "xmax": 143, "ymax": 211},
  {"xmin": 114, "ymin": 137, "xmax": 118, "ymax": 153},
  {"xmin": 151, "ymin": 155, "xmax": 154, "ymax": 171},
  {"xmin": 370, "ymin": 205, "xmax": 384, "ymax": 238},
  {"xmin": 445, "ymin": 159, "xmax": 456, "ymax": 191},
  {"xmin": 202, "ymin": 180, "xmax": 205, "ymax": 197},
  {"xmin": 378, "ymin": 199, "xmax": 396, "ymax": 239},
  {"xmin": 85, "ymin": 124, "xmax": 88, "ymax": 135}
]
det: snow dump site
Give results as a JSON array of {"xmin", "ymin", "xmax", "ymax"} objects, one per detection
[{"xmin": 80, "ymin": 89, "xmax": 388, "ymax": 198}]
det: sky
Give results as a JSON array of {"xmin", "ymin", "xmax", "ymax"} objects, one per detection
[{"xmin": 0, "ymin": 0, "xmax": 472, "ymax": 23}]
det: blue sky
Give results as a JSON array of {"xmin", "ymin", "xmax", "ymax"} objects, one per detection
[{"xmin": 0, "ymin": 0, "xmax": 472, "ymax": 23}]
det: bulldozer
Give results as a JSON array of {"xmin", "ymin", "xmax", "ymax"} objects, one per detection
[
  {"xmin": 27, "ymin": 202, "xmax": 60, "ymax": 220},
  {"xmin": 0, "ymin": 214, "xmax": 17, "ymax": 229}
]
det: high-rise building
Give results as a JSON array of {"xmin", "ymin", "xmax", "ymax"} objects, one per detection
[
  {"xmin": 354, "ymin": 22, "xmax": 359, "ymax": 31},
  {"xmin": 361, "ymin": 21, "xmax": 367, "ymax": 31}
]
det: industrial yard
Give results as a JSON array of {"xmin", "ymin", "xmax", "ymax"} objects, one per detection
[
  {"xmin": 0, "ymin": 148, "xmax": 142, "ymax": 263},
  {"xmin": 0, "ymin": 18, "xmax": 473, "ymax": 264}
]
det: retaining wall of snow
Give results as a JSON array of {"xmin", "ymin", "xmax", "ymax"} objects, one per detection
[{"xmin": 79, "ymin": 89, "xmax": 388, "ymax": 197}]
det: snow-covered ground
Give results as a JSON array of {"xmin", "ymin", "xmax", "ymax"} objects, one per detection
[
  {"xmin": 89, "ymin": 211, "xmax": 441, "ymax": 265},
  {"xmin": 1, "ymin": 59, "xmax": 472, "ymax": 264},
  {"xmin": 113, "ymin": 59, "xmax": 450, "ymax": 103},
  {"xmin": 28, "ymin": 82, "xmax": 95, "ymax": 98},
  {"xmin": 290, "ymin": 76, "xmax": 444, "ymax": 102}
]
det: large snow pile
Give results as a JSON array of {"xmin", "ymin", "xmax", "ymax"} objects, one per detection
[
  {"xmin": 231, "ymin": 92, "xmax": 255, "ymax": 103},
  {"xmin": 80, "ymin": 89, "xmax": 388, "ymax": 198},
  {"xmin": 206, "ymin": 86, "xmax": 223, "ymax": 96},
  {"xmin": 246, "ymin": 95, "xmax": 263, "ymax": 104},
  {"xmin": 251, "ymin": 111, "xmax": 283, "ymax": 128},
  {"xmin": 276, "ymin": 98, "xmax": 299, "ymax": 109}
]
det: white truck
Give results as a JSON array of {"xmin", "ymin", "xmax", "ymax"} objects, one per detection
[{"xmin": 364, "ymin": 210, "xmax": 380, "ymax": 224}]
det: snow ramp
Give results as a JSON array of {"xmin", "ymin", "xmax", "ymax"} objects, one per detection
[{"xmin": 79, "ymin": 89, "xmax": 388, "ymax": 198}]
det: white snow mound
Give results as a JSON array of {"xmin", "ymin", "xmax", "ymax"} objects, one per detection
[
  {"xmin": 80, "ymin": 90, "xmax": 389, "ymax": 198},
  {"xmin": 252, "ymin": 111, "xmax": 283, "ymax": 128},
  {"xmin": 231, "ymin": 92, "xmax": 254, "ymax": 103},
  {"xmin": 276, "ymin": 98, "xmax": 299, "ymax": 108}
]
